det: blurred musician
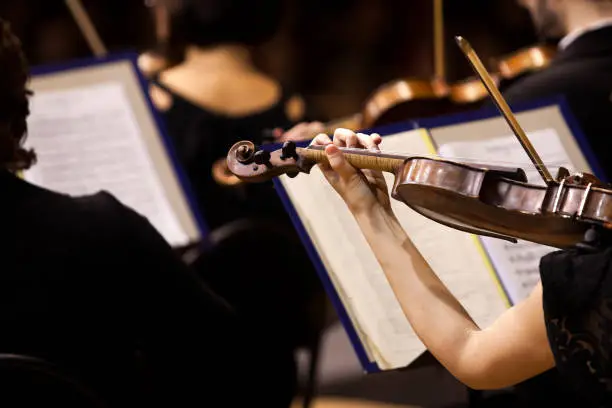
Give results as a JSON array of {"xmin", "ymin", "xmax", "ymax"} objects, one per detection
[
  {"xmin": 0, "ymin": 18, "xmax": 287, "ymax": 408},
  {"xmin": 149, "ymin": 2, "xmax": 327, "ymax": 405},
  {"xmin": 149, "ymin": 0, "xmax": 315, "ymax": 230},
  {"xmin": 502, "ymin": 0, "xmax": 612, "ymax": 179}
]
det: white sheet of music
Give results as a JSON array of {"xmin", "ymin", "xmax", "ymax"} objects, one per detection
[
  {"xmin": 23, "ymin": 81, "xmax": 190, "ymax": 247},
  {"xmin": 279, "ymin": 129, "xmax": 508, "ymax": 370},
  {"xmin": 438, "ymin": 128, "xmax": 575, "ymax": 304}
]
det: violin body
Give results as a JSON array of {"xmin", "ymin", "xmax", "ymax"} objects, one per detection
[
  {"xmin": 392, "ymin": 158, "xmax": 592, "ymax": 248},
  {"xmin": 361, "ymin": 78, "xmax": 455, "ymax": 127},
  {"xmin": 494, "ymin": 44, "xmax": 556, "ymax": 82},
  {"xmin": 448, "ymin": 74, "xmax": 501, "ymax": 105},
  {"xmin": 227, "ymin": 140, "xmax": 612, "ymax": 249},
  {"xmin": 446, "ymin": 44, "xmax": 556, "ymax": 106}
]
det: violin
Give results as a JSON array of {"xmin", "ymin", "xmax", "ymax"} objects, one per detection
[
  {"xmin": 438, "ymin": 2, "xmax": 557, "ymax": 105},
  {"xmin": 227, "ymin": 139, "xmax": 612, "ymax": 249},
  {"xmin": 446, "ymin": 43, "xmax": 557, "ymax": 105},
  {"xmin": 445, "ymin": 42, "xmax": 556, "ymax": 107},
  {"xmin": 360, "ymin": 0, "xmax": 458, "ymax": 124},
  {"xmin": 447, "ymin": 74, "xmax": 502, "ymax": 105},
  {"xmin": 225, "ymin": 36, "xmax": 611, "ymax": 250},
  {"xmin": 494, "ymin": 44, "xmax": 556, "ymax": 83}
]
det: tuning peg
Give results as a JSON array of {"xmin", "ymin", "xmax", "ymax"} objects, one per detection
[
  {"xmin": 253, "ymin": 150, "xmax": 271, "ymax": 166},
  {"xmin": 280, "ymin": 141, "xmax": 298, "ymax": 160}
]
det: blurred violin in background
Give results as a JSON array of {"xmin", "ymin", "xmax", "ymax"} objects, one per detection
[{"xmin": 447, "ymin": 44, "xmax": 556, "ymax": 105}]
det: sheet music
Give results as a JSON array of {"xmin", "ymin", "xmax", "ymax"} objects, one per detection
[
  {"xmin": 280, "ymin": 129, "xmax": 507, "ymax": 370},
  {"xmin": 438, "ymin": 128, "xmax": 575, "ymax": 304},
  {"xmin": 23, "ymin": 82, "xmax": 190, "ymax": 247}
]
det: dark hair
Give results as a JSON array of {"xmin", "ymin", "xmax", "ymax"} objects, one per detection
[
  {"xmin": 0, "ymin": 19, "xmax": 35, "ymax": 171},
  {"xmin": 167, "ymin": 0, "xmax": 284, "ymax": 48}
]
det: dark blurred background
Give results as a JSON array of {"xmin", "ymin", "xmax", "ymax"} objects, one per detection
[
  {"xmin": 0, "ymin": 3, "xmax": 543, "ymax": 406},
  {"xmin": 1, "ymin": 0, "xmax": 537, "ymax": 121}
]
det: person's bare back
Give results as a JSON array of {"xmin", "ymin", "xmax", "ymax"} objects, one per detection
[{"xmin": 149, "ymin": 45, "xmax": 304, "ymax": 120}]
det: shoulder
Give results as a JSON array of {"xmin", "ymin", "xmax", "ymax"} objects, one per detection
[
  {"xmin": 34, "ymin": 187, "xmax": 157, "ymax": 246},
  {"xmin": 19, "ymin": 180, "xmax": 127, "ymax": 222},
  {"xmin": 502, "ymin": 60, "xmax": 612, "ymax": 103},
  {"xmin": 153, "ymin": 66, "xmax": 303, "ymax": 120},
  {"xmin": 74, "ymin": 191, "xmax": 160, "ymax": 240},
  {"xmin": 59, "ymin": 191, "xmax": 150, "ymax": 243},
  {"xmin": 18, "ymin": 185, "xmax": 160, "ymax": 260},
  {"xmin": 67, "ymin": 191, "xmax": 186, "ymax": 274},
  {"xmin": 502, "ymin": 70, "xmax": 567, "ymax": 103}
]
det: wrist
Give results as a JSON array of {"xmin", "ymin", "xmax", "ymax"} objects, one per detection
[
  {"xmin": 353, "ymin": 206, "xmax": 417, "ymax": 273},
  {"xmin": 354, "ymin": 206, "xmax": 407, "ymax": 242}
]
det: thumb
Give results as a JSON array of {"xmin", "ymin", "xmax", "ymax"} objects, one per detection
[{"xmin": 325, "ymin": 144, "xmax": 357, "ymax": 181}]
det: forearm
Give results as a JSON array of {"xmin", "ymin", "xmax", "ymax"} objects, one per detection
[{"xmin": 354, "ymin": 208, "xmax": 482, "ymax": 381}]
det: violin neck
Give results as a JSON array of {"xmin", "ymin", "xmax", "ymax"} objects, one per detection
[{"xmin": 299, "ymin": 146, "xmax": 404, "ymax": 174}]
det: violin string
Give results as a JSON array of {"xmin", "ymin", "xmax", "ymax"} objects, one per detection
[{"xmin": 324, "ymin": 146, "xmax": 571, "ymax": 169}]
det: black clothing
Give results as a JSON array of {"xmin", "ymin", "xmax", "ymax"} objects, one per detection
[
  {"xmin": 0, "ymin": 170, "xmax": 291, "ymax": 407},
  {"xmin": 492, "ymin": 25, "xmax": 612, "ymax": 407},
  {"xmin": 153, "ymin": 80, "xmax": 326, "ymax": 406},
  {"xmin": 153, "ymin": 79, "xmax": 324, "ymax": 334},
  {"xmin": 537, "ymin": 245, "xmax": 612, "ymax": 408},
  {"xmin": 501, "ymin": 26, "xmax": 612, "ymax": 180},
  {"xmin": 154, "ymin": 80, "xmax": 296, "ymax": 230}
]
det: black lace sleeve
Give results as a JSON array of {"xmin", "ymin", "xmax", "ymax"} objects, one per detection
[{"xmin": 539, "ymin": 246, "xmax": 612, "ymax": 407}]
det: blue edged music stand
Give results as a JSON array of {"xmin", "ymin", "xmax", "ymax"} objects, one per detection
[
  {"xmin": 268, "ymin": 95, "xmax": 603, "ymax": 374},
  {"xmin": 27, "ymin": 52, "xmax": 208, "ymax": 246}
]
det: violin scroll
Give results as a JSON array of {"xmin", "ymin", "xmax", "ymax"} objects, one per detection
[{"xmin": 227, "ymin": 141, "xmax": 315, "ymax": 183}]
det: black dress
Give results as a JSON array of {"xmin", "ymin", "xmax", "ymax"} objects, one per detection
[
  {"xmin": 152, "ymin": 80, "xmax": 297, "ymax": 231},
  {"xmin": 533, "ymin": 245, "xmax": 612, "ymax": 407},
  {"xmin": 152, "ymin": 80, "xmax": 326, "ymax": 403},
  {"xmin": 0, "ymin": 170, "xmax": 286, "ymax": 407}
]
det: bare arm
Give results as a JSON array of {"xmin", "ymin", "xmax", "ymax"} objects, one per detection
[
  {"xmin": 313, "ymin": 129, "xmax": 555, "ymax": 389},
  {"xmin": 356, "ymin": 207, "xmax": 554, "ymax": 389}
]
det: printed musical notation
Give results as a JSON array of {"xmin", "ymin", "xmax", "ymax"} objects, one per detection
[
  {"xmin": 439, "ymin": 128, "xmax": 573, "ymax": 304},
  {"xmin": 23, "ymin": 81, "xmax": 190, "ymax": 247},
  {"xmin": 279, "ymin": 129, "xmax": 508, "ymax": 370}
]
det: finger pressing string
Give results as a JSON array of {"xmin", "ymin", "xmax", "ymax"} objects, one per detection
[
  {"xmin": 311, "ymin": 133, "xmax": 332, "ymax": 146},
  {"xmin": 356, "ymin": 132, "xmax": 380, "ymax": 150},
  {"xmin": 372, "ymin": 133, "xmax": 382, "ymax": 145},
  {"xmin": 325, "ymin": 143, "xmax": 357, "ymax": 180},
  {"xmin": 346, "ymin": 131, "xmax": 358, "ymax": 148},
  {"xmin": 333, "ymin": 128, "xmax": 354, "ymax": 147}
]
